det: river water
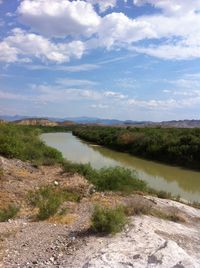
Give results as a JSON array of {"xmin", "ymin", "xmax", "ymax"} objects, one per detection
[{"xmin": 41, "ymin": 132, "xmax": 200, "ymax": 202}]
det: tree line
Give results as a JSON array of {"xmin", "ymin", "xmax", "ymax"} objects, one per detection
[{"xmin": 73, "ymin": 126, "xmax": 200, "ymax": 170}]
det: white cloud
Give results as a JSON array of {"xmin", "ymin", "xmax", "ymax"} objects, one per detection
[
  {"xmin": 1, "ymin": 0, "xmax": 200, "ymax": 62},
  {"xmin": 25, "ymin": 63, "xmax": 99, "ymax": 72},
  {"xmin": 127, "ymin": 97, "xmax": 198, "ymax": 110},
  {"xmin": 0, "ymin": 90, "xmax": 28, "ymax": 101},
  {"xmin": 32, "ymin": 85, "xmax": 102, "ymax": 102},
  {"xmin": 56, "ymin": 78, "xmax": 97, "ymax": 87},
  {"xmin": 0, "ymin": 28, "xmax": 85, "ymax": 63},
  {"xmin": 91, "ymin": 104, "xmax": 108, "ymax": 109},
  {"xmin": 96, "ymin": 12, "xmax": 156, "ymax": 49},
  {"xmin": 133, "ymin": 0, "xmax": 200, "ymax": 16},
  {"xmin": 133, "ymin": 43, "xmax": 200, "ymax": 60},
  {"xmin": 86, "ymin": 0, "xmax": 117, "ymax": 12},
  {"xmin": 18, "ymin": 0, "xmax": 100, "ymax": 37},
  {"xmin": 104, "ymin": 91, "xmax": 127, "ymax": 99}
]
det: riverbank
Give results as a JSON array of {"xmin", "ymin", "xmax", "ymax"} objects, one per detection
[
  {"xmin": 73, "ymin": 126, "xmax": 200, "ymax": 170},
  {"xmin": 0, "ymin": 156, "xmax": 200, "ymax": 267}
]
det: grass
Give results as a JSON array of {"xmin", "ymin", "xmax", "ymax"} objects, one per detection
[
  {"xmin": 27, "ymin": 185, "xmax": 81, "ymax": 220},
  {"xmin": 0, "ymin": 204, "xmax": 19, "ymax": 222},
  {"xmin": 91, "ymin": 205, "xmax": 127, "ymax": 234}
]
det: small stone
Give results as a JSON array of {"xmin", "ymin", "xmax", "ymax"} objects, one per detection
[{"xmin": 50, "ymin": 257, "xmax": 55, "ymax": 263}]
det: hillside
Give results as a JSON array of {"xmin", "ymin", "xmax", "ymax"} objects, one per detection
[
  {"xmin": 14, "ymin": 118, "xmax": 59, "ymax": 127},
  {"xmin": 0, "ymin": 156, "xmax": 200, "ymax": 268}
]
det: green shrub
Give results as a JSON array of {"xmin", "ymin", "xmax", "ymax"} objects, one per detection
[
  {"xmin": 94, "ymin": 167, "xmax": 147, "ymax": 193},
  {"xmin": 91, "ymin": 205, "xmax": 127, "ymax": 234},
  {"xmin": 63, "ymin": 162, "xmax": 147, "ymax": 194},
  {"xmin": 0, "ymin": 124, "xmax": 64, "ymax": 166},
  {"xmin": 0, "ymin": 204, "xmax": 19, "ymax": 222},
  {"xmin": 27, "ymin": 186, "xmax": 81, "ymax": 220},
  {"xmin": 157, "ymin": 190, "xmax": 172, "ymax": 199},
  {"xmin": 62, "ymin": 161, "xmax": 94, "ymax": 177},
  {"xmin": 28, "ymin": 186, "xmax": 62, "ymax": 220}
]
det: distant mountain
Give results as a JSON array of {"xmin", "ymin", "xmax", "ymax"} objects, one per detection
[
  {"xmin": 0, "ymin": 115, "xmax": 32, "ymax": 121},
  {"xmin": 1, "ymin": 115, "xmax": 200, "ymax": 128},
  {"xmin": 63, "ymin": 117, "xmax": 125, "ymax": 125}
]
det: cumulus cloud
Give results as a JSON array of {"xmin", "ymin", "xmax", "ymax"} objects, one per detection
[
  {"xmin": 96, "ymin": 12, "xmax": 156, "ymax": 49},
  {"xmin": 18, "ymin": 0, "xmax": 100, "ymax": 37},
  {"xmin": 1, "ymin": 0, "xmax": 200, "ymax": 62},
  {"xmin": 0, "ymin": 28, "xmax": 85, "ymax": 63}
]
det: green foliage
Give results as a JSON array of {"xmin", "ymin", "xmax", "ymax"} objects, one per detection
[
  {"xmin": 28, "ymin": 186, "xmax": 62, "ymax": 220},
  {"xmin": 0, "ymin": 124, "xmax": 63, "ymax": 165},
  {"xmin": 156, "ymin": 190, "xmax": 172, "ymax": 199},
  {"xmin": 27, "ymin": 185, "xmax": 81, "ymax": 220},
  {"xmin": 91, "ymin": 205, "xmax": 127, "ymax": 234},
  {"xmin": 62, "ymin": 161, "xmax": 94, "ymax": 177},
  {"xmin": 63, "ymin": 161, "xmax": 147, "ymax": 194},
  {"xmin": 73, "ymin": 126, "xmax": 200, "ymax": 169},
  {"xmin": 0, "ymin": 204, "xmax": 19, "ymax": 222},
  {"xmin": 94, "ymin": 167, "xmax": 147, "ymax": 193}
]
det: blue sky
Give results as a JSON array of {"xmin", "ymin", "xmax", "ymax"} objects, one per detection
[{"xmin": 0, "ymin": 0, "xmax": 200, "ymax": 121}]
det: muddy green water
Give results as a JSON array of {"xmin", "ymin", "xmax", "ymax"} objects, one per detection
[{"xmin": 41, "ymin": 132, "xmax": 200, "ymax": 202}]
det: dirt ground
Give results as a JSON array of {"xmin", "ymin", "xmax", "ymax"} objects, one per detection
[{"xmin": 0, "ymin": 156, "xmax": 200, "ymax": 268}]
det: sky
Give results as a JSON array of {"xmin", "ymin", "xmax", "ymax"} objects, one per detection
[{"xmin": 0, "ymin": 0, "xmax": 200, "ymax": 121}]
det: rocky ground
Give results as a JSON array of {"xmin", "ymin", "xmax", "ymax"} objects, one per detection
[{"xmin": 0, "ymin": 156, "xmax": 200, "ymax": 268}]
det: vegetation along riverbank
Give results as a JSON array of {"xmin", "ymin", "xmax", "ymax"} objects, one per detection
[{"xmin": 73, "ymin": 125, "xmax": 200, "ymax": 170}]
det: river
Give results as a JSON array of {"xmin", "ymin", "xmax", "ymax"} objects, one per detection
[{"xmin": 41, "ymin": 132, "xmax": 200, "ymax": 202}]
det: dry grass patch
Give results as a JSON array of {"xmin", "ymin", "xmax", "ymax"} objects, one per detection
[
  {"xmin": 151, "ymin": 208, "xmax": 186, "ymax": 223},
  {"xmin": 49, "ymin": 213, "xmax": 77, "ymax": 225},
  {"xmin": 124, "ymin": 199, "xmax": 152, "ymax": 216}
]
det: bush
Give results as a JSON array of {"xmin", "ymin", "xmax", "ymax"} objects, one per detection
[
  {"xmin": 27, "ymin": 186, "xmax": 81, "ymax": 220},
  {"xmin": 91, "ymin": 205, "xmax": 127, "ymax": 234},
  {"xmin": 156, "ymin": 190, "xmax": 172, "ymax": 199},
  {"xmin": 28, "ymin": 186, "xmax": 62, "ymax": 220},
  {"xmin": 63, "ymin": 162, "xmax": 147, "ymax": 194},
  {"xmin": 94, "ymin": 167, "xmax": 147, "ymax": 193},
  {"xmin": 0, "ymin": 204, "xmax": 19, "ymax": 222},
  {"xmin": 62, "ymin": 161, "xmax": 94, "ymax": 177}
]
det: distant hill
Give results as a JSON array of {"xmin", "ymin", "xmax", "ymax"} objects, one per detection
[
  {"xmin": 0, "ymin": 115, "xmax": 200, "ymax": 128},
  {"xmin": 14, "ymin": 118, "xmax": 59, "ymax": 127}
]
